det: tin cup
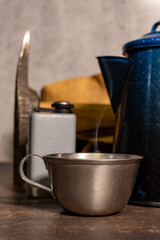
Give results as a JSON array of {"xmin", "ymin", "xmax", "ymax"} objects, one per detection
[{"xmin": 19, "ymin": 153, "xmax": 142, "ymax": 216}]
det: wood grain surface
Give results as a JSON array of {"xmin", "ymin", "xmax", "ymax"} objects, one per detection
[{"xmin": 0, "ymin": 163, "xmax": 160, "ymax": 240}]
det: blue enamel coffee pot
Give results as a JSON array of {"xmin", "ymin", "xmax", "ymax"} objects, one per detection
[{"xmin": 97, "ymin": 21, "xmax": 160, "ymax": 207}]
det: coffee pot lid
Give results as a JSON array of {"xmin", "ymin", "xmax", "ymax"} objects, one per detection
[{"xmin": 123, "ymin": 21, "xmax": 160, "ymax": 54}]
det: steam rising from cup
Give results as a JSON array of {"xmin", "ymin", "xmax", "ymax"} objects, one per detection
[{"xmin": 94, "ymin": 62, "xmax": 113, "ymax": 153}]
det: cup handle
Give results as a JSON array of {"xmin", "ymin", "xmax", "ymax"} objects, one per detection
[{"xmin": 19, "ymin": 153, "xmax": 55, "ymax": 198}]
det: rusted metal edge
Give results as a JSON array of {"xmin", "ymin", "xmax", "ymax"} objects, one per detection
[{"xmin": 14, "ymin": 30, "xmax": 39, "ymax": 185}]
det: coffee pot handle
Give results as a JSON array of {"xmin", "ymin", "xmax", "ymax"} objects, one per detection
[
  {"xmin": 151, "ymin": 21, "xmax": 160, "ymax": 32},
  {"xmin": 19, "ymin": 154, "xmax": 55, "ymax": 198}
]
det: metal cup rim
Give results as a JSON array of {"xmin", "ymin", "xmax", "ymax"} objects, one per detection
[{"xmin": 44, "ymin": 153, "xmax": 143, "ymax": 165}]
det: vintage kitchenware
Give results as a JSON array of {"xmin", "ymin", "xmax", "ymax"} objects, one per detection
[
  {"xmin": 97, "ymin": 21, "xmax": 160, "ymax": 206},
  {"xmin": 19, "ymin": 153, "xmax": 142, "ymax": 216}
]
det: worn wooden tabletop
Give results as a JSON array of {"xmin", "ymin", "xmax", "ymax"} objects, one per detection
[{"xmin": 0, "ymin": 163, "xmax": 160, "ymax": 240}]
